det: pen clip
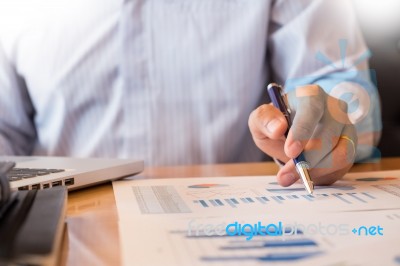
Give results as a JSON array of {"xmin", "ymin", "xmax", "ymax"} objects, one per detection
[
  {"xmin": 267, "ymin": 83, "xmax": 292, "ymax": 127},
  {"xmin": 281, "ymin": 91, "xmax": 291, "ymax": 115}
]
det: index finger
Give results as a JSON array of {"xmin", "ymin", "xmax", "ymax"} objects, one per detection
[{"xmin": 285, "ymin": 85, "xmax": 325, "ymax": 158}]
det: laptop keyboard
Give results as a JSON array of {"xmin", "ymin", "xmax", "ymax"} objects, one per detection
[{"xmin": 7, "ymin": 168, "xmax": 65, "ymax": 182}]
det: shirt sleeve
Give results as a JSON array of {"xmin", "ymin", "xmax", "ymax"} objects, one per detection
[
  {"xmin": 0, "ymin": 41, "xmax": 37, "ymax": 155},
  {"xmin": 268, "ymin": 0, "xmax": 382, "ymax": 161}
]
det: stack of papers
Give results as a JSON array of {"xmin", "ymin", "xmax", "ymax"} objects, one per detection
[{"xmin": 113, "ymin": 170, "xmax": 400, "ymax": 266}]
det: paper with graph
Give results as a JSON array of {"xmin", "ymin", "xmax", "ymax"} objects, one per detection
[
  {"xmin": 113, "ymin": 170, "xmax": 400, "ymax": 219},
  {"xmin": 117, "ymin": 210, "xmax": 400, "ymax": 266},
  {"xmin": 113, "ymin": 170, "xmax": 400, "ymax": 265}
]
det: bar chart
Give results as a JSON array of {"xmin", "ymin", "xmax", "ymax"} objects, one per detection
[
  {"xmin": 126, "ymin": 175, "xmax": 400, "ymax": 215},
  {"xmin": 193, "ymin": 191, "xmax": 378, "ymax": 208},
  {"xmin": 171, "ymin": 223, "xmax": 325, "ymax": 265}
]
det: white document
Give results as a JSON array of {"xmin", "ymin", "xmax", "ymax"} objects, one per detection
[
  {"xmin": 118, "ymin": 210, "xmax": 400, "ymax": 266},
  {"xmin": 112, "ymin": 170, "xmax": 400, "ymax": 265},
  {"xmin": 303, "ymin": 237, "xmax": 400, "ymax": 266},
  {"xmin": 113, "ymin": 170, "xmax": 400, "ymax": 220}
]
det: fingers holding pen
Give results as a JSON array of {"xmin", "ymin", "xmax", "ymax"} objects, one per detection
[
  {"xmin": 284, "ymin": 85, "xmax": 325, "ymax": 159},
  {"xmin": 248, "ymin": 104, "xmax": 290, "ymax": 162},
  {"xmin": 250, "ymin": 83, "xmax": 359, "ymax": 190},
  {"xmin": 276, "ymin": 160, "xmax": 299, "ymax": 187},
  {"xmin": 308, "ymin": 124, "xmax": 357, "ymax": 185},
  {"xmin": 248, "ymin": 104, "xmax": 288, "ymax": 139},
  {"xmin": 280, "ymin": 85, "xmax": 357, "ymax": 185},
  {"xmin": 277, "ymin": 123, "xmax": 357, "ymax": 186}
]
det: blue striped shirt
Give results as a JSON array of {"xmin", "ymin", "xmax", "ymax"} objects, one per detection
[{"xmin": 0, "ymin": 0, "xmax": 380, "ymax": 166}]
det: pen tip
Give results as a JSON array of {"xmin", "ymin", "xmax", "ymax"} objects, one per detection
[{"xmin": 295, "ymin": 162, "xmax": 314, "ymax": 194}]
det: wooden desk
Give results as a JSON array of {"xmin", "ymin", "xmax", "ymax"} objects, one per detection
[{"xmin": 62, "ymin": 158, "xmax": 400, "ymax": 265}]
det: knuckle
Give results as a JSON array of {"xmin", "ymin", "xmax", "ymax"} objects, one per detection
[
  {"xmin": 248, "ymin": 116, "xmax": 258, "ymax": 135},
  {"xmin": 325, "ymin": 126, "xmax": 338, "ymax": 140},
  {"xmin": 248, "ymin": 109, "xmax": 257, "ymax": 128},
  {"xmin": 249, "ymin": 106, "xmax": 263, "ymax": 122},
  {"xmin": 336, "ymin": 144, "xmax": 348, "ymax": 160},
  {"xmin": 308, "ymin": 98, "xmax": 325, "ymax": 114},
  {"xmin": 248, "ymin": 104, "xmax": 273, "ymax": 134},
  {"xmin": 316, "ymin": 175, "xmax": 338, "ymax": 186},
  {"xmin": 336, "ymin": 143, "xmax": 353, "ymax": 165},
  {"xmin": 257, "ymin": 104, "xmax": 272, "ymax": 115},
  {"xmin": 337, "ymin": 99, "xmax": 348, "ymax": 113},
  {"xmin": 310, "ymin": 85, "xmax": 325, "ymax": 98},
  {"xmin": 253, "ymin": 104, "xmax": 273, "ymax": 124}
]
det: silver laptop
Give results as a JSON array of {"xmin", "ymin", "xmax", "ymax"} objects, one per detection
[{"xmin": 0, "ymin": 156, "xmax": 144, "ymax": 191}]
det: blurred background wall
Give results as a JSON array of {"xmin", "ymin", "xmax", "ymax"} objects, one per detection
[{"xmin": 352, "ymin": 0, "xmax": 400, "ymax": 157}]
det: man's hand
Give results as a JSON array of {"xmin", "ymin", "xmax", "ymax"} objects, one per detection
[{"xmin": 248, "ymin": 85, "xmax": 357, "ymax": 186}]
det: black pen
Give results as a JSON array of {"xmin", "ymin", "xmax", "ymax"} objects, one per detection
[{"xmin": 267, "ymin": 83, "xmax": 314, "ymax": 194}]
